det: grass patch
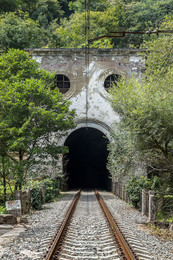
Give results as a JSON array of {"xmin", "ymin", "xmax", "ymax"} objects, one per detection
[
  {"xmin": 147, "ymin": 223, "xmax": 173, "ymax": 241},
  {"xmin": 53, "ymin": 192, "xmax": 66, "ymax": 202}
]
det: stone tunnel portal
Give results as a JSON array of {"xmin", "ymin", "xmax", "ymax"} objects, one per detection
[{"xmin": 63, "ymin": 127, "xmax": 111, "ymax": 191}]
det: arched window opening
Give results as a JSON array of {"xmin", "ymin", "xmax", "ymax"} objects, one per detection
[
  {"xmin": 54, "ymin": 74, "xmax": 70, "ymax": 94},
  {"xmin": 104, "ymin": 74, "xmax": 120, "ymax": 91}
]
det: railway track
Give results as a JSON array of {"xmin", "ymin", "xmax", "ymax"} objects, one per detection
[{"xmin": 43, "ymin": 190, "xmax": 152, "ymax": 260}]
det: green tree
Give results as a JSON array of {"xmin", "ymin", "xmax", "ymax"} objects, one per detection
[
  {"xmin": 115, "ymin": 0, "xmax": 173, "ymax": 48},
  {"xmin": 69, "ymin": 0, "xmax": 109, "ymax": 13},
  {"xmin": 48, "ymin": 3, "xmax": 123, "ymax": 48},
  {"xmin": 107, "ymin": 123, "xmax": 145, "ymax": 182},
  {"xmin": 0, "ymin": 0, "xmax": 21, "ymax": 13},
  {"xmin": 1, "ymin": 0, "xmax": 172, "ymax": 49},
  {"xmin": 32, "ymin": 0, "xmax": 63, "ymax": 27},
  {"xmin": 0, "ymin": 49, "xmax": 76, "ymax": 191},
  {"xmin": 108, "ymin": 18, "xmax": 173, "ymax": 185},
  {"xmin": 0, "ymin": 12, "xmax": 45, "ymax": 51},
  {"xmin": 59, "ymin": 0, "xmax": 73, "ymax": 17},
  {"xmin": 20, "ymin": 0, "xmax": 40, "ymax": 14},
  {"xmin": 126, "ymin": 176, "xmax": 152, "ymax": 208}
]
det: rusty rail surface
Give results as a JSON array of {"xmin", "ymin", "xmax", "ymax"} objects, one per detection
[
  {"xmin": 95, "ymin": 190, "xmax": 138, "ymax": 260},
  {"xmin": 43, "ymin": 190, "xmax": 81, "ymax": 260}
]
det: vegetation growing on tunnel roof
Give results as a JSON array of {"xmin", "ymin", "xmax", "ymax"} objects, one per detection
[{"xmin": 0, "ymin": 0, "xmax": 173, "ymax": 49}]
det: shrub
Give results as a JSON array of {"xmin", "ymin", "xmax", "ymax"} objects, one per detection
[
  {"xmin": 161, "ymin": 195, "xmax": 173, "ymax": 218},
  {"xmin": 25, "ymin": 178, "xmax": 59, "ymax": 209},
  {"xmin": 126, "ymin": 176, "xmax": 152, "ymax": 209},
  {"xmin": 41, "ymin": 178, "xmax": 59, "ymax": 202},
  {"xmin": 41, "ymin": 179, "xmax": 54, "ymax": 203},
  {"xmin": 0, "ymin": 206, "xmax": 7, "ymax": 214},
  {"xmin": 26, "ymin": 180, "xmax": 43, "ymax": 210},
  {"xmin": 31, "ymin": 188, "xmax": 42, "ymax": 210}
]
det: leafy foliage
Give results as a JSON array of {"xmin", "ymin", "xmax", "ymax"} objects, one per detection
[
  {"xmin": 0, "ymin": 0, "xmax": 172, "ymax": 49},
  {"xmin": 31, "ymin": 188, "xmax": 43, "ymax": 210},
  {"xmin": 115, "ymin": 0, "xmax": 173, "ymax": 48},
  {"xmin": 126, "ymin": 176, "xmax": 152, "ymax": 208},
  {"xmin": 0, "ymin": 206, "xmax": 7, "ymax": 214},
  {"xmin": 41, "ymin": 178, "xmax": 59, "ymax": 202},
  {"xmin": 25, "ymin": 181, "xmax": 43, "ymax": 210},
  {"xmin": 107, "ymin": 124, "xmax": 146, "ymax": 182},
  {"xmin": 31, "ymin": 0, "xmax": 63, "ymax": 28},
  {"xmin": 26, "ymin": 178, "xmax": 59, "ymax": 209},
  {"xmin": 0, "ymin": 49, "xmax": 75, "ymax": 191},
  {"xmin": 0, "ymin": 48, "xmax": 53, "ymax": 83},
  {"xmin": 0, "ymin": 12, "xmax": 45, "ymax": 51},
  {"xmin": 0, "ymin": 0, "xmax": 21, "ymax": 12},
  {"xmin": 20, "ymin": 0, "xmax": 40, "ymax": 14},
  {"xmin": 69, "ymin": 0, "xmax": 109, "ymax": 13},
  {"xmin": 49, "ymin": 0, "xmax": 173, "ymax": 48},
  {"xmin": 108, "ymin": 18, "xmax": 173, "ymax": 188},
  {"xmin": 48, "ymin": 6, "xmax": 122, "ymax": 48},
  {"xmin": 26, "ymin": 180, "xmax": 43, "ymax": 210}
]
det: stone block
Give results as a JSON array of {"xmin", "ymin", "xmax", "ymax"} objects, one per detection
[{"xmin": 0, "ymin": 214, "xmax": 17, "ymax": 225}]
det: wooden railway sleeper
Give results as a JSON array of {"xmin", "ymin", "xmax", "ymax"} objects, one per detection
[
  {"xmin": 43, "ymin": 190, "xmax": 81, "ymax": 260},
  {"xmin": 95, "ymin": 190, "xmax": 139, "ymax": 260}
]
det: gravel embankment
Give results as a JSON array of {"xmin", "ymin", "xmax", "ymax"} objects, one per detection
[
  {"xmin": 0, "ymin": 191, "xmax": 172, "ymax": 260},
  {"xmin": 100, "ymin": 191, "xmax": 173, "ymax": 260},
  {"xmin": 1, "ymin": 192, "xmax": 76, "ymax": 260}
]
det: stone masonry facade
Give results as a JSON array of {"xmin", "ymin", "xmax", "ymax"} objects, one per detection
[
  {"xmin": 25, "ymin": 48, "xmax": 145, "ymax": 178},
  {"xmin": 26, "ymin": 48, "xmax": 145, "ymax": 138}
]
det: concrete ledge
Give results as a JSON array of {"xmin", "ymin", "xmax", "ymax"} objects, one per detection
[
  {"xmin": 0, "ymin": 224, "xmax": 27, "ymax": 257},
  {"xmin": 0, "ymin": 225, "xmax": 13, "ymax": 236},
  {"xmin": 0, "ymin": 224, "xmax": 27, "ymax": 245},
  {"xmin": 24, "ymin": 48, "xmax": 147, "ymax": 56}
]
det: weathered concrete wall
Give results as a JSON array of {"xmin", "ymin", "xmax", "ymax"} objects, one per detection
[
  {"xmin": 26, "ymin": 48, "xmax": 145, "ymax": 178},
  {"xmin": 26, "ymin": 48, "xmax": 145, "ymax": 134}
]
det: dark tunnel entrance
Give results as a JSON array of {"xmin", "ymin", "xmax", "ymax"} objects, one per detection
[{"xmin": 63, "ymin": 127, "xmax": 111, "ymax": 191}]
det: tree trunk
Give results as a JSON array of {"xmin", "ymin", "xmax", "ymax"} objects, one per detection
[
  {"xmin": 19, "ymin": 149, "xmax": 23, "ymax": 190},
  {"xmin": 2, "ymin": 157, "xmax": 7, "ymax": 202}
]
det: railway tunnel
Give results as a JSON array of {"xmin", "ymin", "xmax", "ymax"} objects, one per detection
[{"xmin": 63, "ymin": 127, "xmax": 111, "ymax": 191}]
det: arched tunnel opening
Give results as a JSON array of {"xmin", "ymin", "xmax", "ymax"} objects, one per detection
[{"xmin": 63, "ymin": 127, "xmax": 111, "ymax": 191}]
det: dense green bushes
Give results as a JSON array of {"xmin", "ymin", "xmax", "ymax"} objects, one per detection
[
  {"xmin": 0, "ymin": 178, "xmax": 60, "ymax": 211},
  {"xmin": 126, "ymin": 176, "xmax": 173, "ymax": 222},
  {"xmin": 1, "ymin": 1, "xmax": 173, "ymax": 49},
  {"xmin": 41, "ymin": 179, "xmax": 59, "ymax": 203},
  {"xmin": 31, "ymin": 187, "xmax": 43, "ymax": 210},
  {"xmin": 125, "ymin": 175, "xmax": 164, "ymax": 209},
  {"xmin": 26, "ymin": 178, "xmax": 59, "ymax": 210},
  {"xmin": 126, "ymin": 176, "xmax": 152, "ymax": 209},
  {"xmin": 155, "ymin": 194, "xmax": 173, "ymax": 221}
]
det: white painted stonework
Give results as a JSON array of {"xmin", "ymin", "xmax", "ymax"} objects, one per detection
[{"xmin": 26, "ymin": 48, "xmax": 145, "ymax": 175}]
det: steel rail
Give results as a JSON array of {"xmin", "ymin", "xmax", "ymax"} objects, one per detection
[
  {"xmin": 43, "ymin": 190, "xmax": 81, "ymax": 260},
  {"xmin": 95, "ymin": 190, "xmax": 138, "ymax": 260}
]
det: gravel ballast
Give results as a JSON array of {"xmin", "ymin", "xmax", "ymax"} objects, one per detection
[
  {"xmin": 0, "ymin": 192, "xmax": 76, "ymax": 260},
  {"xmin": 100, "ymin": 191, "xmax": 173, "ymax": 260},
  {"xmin": 0, "ymin": 191, "xmax": 172, "ymax": 259}
]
